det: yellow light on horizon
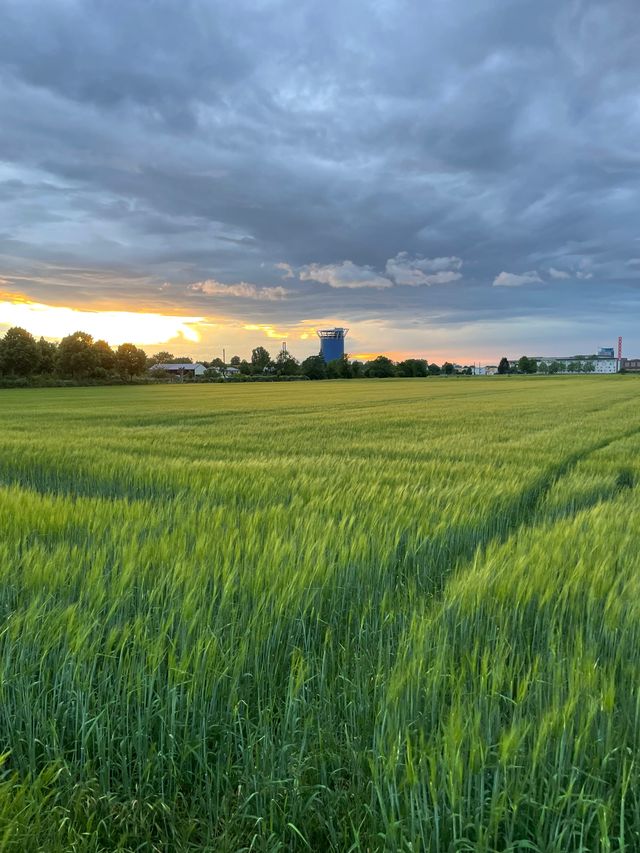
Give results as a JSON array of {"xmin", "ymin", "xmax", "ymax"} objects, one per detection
[
  {"xmin": 242, "ymin": 323, "xmax": 285, "ymax": 339},
  {"xmin": 0, "ymin": 298, "xmax": 205, "ymax": 346}
]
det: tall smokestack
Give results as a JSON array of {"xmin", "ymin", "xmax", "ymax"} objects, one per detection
[{"xmin": 618, "ymin": 336, "xmax": 623, "ymax": 359}]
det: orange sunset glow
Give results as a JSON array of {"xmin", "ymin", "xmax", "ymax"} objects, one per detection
[{"xmin": 0, "ymin": 297, "xmax": 205, "ymax": 346}]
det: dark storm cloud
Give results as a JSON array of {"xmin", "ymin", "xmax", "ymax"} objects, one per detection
[{"xmin": 1, "ymin": 0, "xmax": 640, "ymax": 354}]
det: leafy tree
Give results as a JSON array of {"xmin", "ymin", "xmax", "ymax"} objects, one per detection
[
  {"xmin": 351, "ymin": 360, "xmax": 364, "ymax": 378},
  {"xmin": 574, "ymin": 359, "xmax": 584, "ymax": 373},
  {"xmin": 93, "ymin": 339, "xmax": 116, "ymax": 373},
  {"xmin": 148, "ymin": 351, "xmax": 175, "ymax": 366},
  {"xmin": 251, "ymin": 346, "xmax": 272, "ymax": 374},
  {"xmin": 116, "ymin": 343, "xmax": 147, "ymax": 379},
  {"xmin": 300, "ymin": 355, "xmax": 327, "ymax": 380},
  {"xmin": 330, "ymin": 355, "xmax": 354, "ymax": 379},
  {"xmin": 0, "ymin": 327, "xmax": 39, "ymax": 376},
  {"xmin": 275, "ymin": 350, "xmax": 300, "ymax": 376},
  {"xmin": 548, "ymin": 361, "xmax": 561, "ymax": 374},
  {"xmin": 584, "ymin": 359, "xmax": 596, "ymax": 373},
  {"xmin": 537, "ymin": 361, "xmax": 549, "ymax": 374},
  {"xmin": 57, "ymin": 331, "xmax": 97, "ymax": 379},
  {"xmin": 517, "ymin": 356, "xmax": 538, "ymax": 374},
  {"xmin": 364, "ymin": 356, "xmax": 396, "ymax": 378},
  {"xmin": 428, "ymin": 363, "xmax": 441, "ymax": 375},
  {"xmin": 397, "ymin": 358, "xmax": 428, "ymax": 377},
  {"xmin": 209, "ymin": 358, "xmax": 226, "ymax": 371},
  {"xmin": 498, "ymin": 357, "xmax": 510, "ymax": 375},
  {"xmin": 441, "ymin": 362, "xmax": 455, "ymax": 375},
  {"xmin": 338, "ymin": 356, "xmax": 354, "ymax": 379},
  {"xmin": 239, "ymin": 360, "xmax": 251, "ymax": 375},
  {"xmin": 36, "ymin": 337, "xmax": 58, "ymax": 374},
  {"xmin": 230, "ymin": 355, "xmax": 241, "ymax": 366},
  {"xmin": 566, "ymin": 361, "xmax": 577, "ymax": 374},
  {"xmin": 326, "ymin": 358, "xmax": 341, "ymax": 379},
  {"xmin": 325, "ymin": 356, "xmax": 353, "ymax": 379}
]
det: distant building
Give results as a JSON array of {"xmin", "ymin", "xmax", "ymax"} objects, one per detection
[
  {"xmin": 598, "ymin": 347, "xmax": 615, "ymax": 357},
  {"xmin": 622, "ymin": 358, "xmax": 640, "ymax": 373},
  {"xmin": 150, "ymin": 362, "xmax": 206, "ymax": 378}
]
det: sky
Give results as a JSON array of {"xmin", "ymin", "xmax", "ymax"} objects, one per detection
[{"xmin": 1, "ymin": 0, "xmax": 639, "ymax": 363}]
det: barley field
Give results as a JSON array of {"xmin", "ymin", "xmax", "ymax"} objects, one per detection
[{"xmin": 1, "ymin": 377, "xmax": 639, "ymax": 852}]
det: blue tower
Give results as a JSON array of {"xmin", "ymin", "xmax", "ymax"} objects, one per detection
[{"xmin": 317, "ymin": 327, "xmax": 348, "ymax": 362}]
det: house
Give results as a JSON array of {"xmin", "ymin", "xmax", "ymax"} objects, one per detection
[
  {"xmin": 150, "ymin": 362, "xmax": 206, "ymax": 378},
  {"xmin": 622, "ymin": 358, "xmax": 640, "ymax": 373}
]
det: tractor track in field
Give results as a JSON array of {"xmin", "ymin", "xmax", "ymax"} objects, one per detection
[{"xmin": 419, "ymin": 421, "xmax": 640, "ymax": 597}]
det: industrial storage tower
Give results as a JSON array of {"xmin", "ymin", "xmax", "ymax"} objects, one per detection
[{"xmin": 317, "ymin": 327, "xmax": 348, "ymax": 362}]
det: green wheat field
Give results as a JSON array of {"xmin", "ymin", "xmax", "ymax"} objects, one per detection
[{"xmin": 1, "ymin": 376, "xmax": 639, "ymax": 852}]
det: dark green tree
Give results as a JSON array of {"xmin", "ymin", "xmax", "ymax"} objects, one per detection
[
  {"xmin": 93, "ymin": 339, "xmax": 116, "ymax": 373},
  {"xmin": 230, "ymin": 355, "xmax": 241, "ymax": 366},
  {"xmin": 364, "ymin": 356, "xmax": 396, "ymax": 378},
  {"xmin": 497, "ymin": 357, "xmax": 510, "ymax": 375},
  {"xmin": 0, "ymin": 327, "xmax": 39, "ymax": 376},
  {"xmin": 428, "ymin": 363, "xmax": 441, "ymax": 375},
  {"xmin": 36, "ymin": 337, "xmax": 58, "ymax": 374},
  {"xmin": 325, "ymin": 355, "xmax": 352, "ymax": 379},
  {"xmin": 351, "ymin": 360, "xmax": 364, "ymax": 378},
  {"xmin": 116, "ymin": 343, "xmax": 147, "ymax": 379},
  {"xmin": 441, "ymin": 362, "xmax": 455, "ymax": 375},
  {"xmin": 251, "ymin": 346, "xmax": 272, "ymax": 374},
  {"xmin": 300, "ymin": 355, "xmax": 327, "ymax": 379},
  {"xmin": 57, "ymin": 332, "xmax": 98, "ymax": 379},
  {"xmin": 148, "ymin": 351, "xmax": 176, "ymax": 366},
  {"xmin": 239, "ymin": 360, "xmax": 251, "ymax": 375},
  {"xmin": 397, "ymin": 358, "xmax": 428, "ymax": 377},
  {"xmin": 274, "ymin": 350, "xmax": 300, "ymax": 376}
]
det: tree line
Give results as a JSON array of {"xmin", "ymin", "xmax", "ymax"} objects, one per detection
[
  {"xmin": 0, "ymin": 327, "xmax": 147, "ymax": 381},
  {"xmin": 0, "ymin": 327, "xmax": 475, "ymax": 384},
  {"xmin": 496, "ymin": 355, "xmax": 599, "ymax": 374},
  {"xmin": 200, "ymin": 346, "xmax": 470, "ymax": 379},
  {"xmin": 1, "ymin": 327, "xmax": 606, "ymax": 386}
]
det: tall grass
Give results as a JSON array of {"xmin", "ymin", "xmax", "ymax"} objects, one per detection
[{"xmin": 0, "ymin": 377, "xmax": 638, "ymax": 850}]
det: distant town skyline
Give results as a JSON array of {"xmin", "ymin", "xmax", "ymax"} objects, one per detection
[{"xmin": 1, "ymin": 0, "xmax": 639, "ymax": 359}]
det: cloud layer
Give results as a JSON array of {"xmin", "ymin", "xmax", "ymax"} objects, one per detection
[{"xmin": 1, "ymin": 0, "xmax": 640, "ymax": 357}]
